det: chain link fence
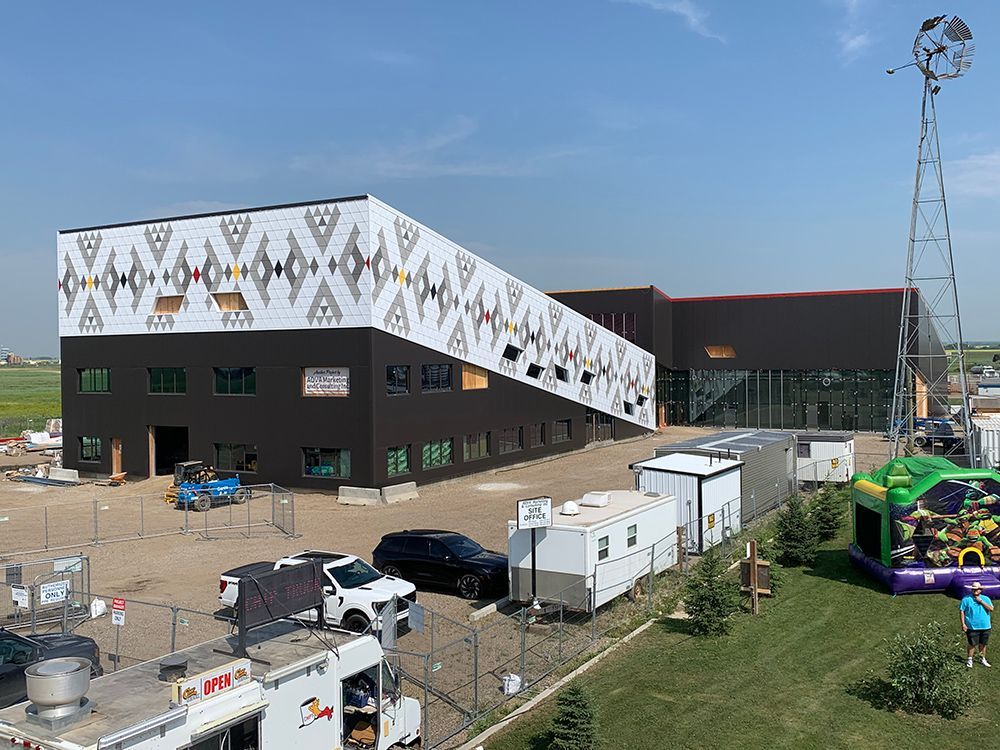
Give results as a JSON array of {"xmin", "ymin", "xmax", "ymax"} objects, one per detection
[{"xmin": 0, "ymin": 484, "xmax": 296, "ymax": 558}]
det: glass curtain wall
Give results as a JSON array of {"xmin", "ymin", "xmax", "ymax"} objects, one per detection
[{"xmin": 660, "ymin": 369, "xmax": 893, "ymax": 432}]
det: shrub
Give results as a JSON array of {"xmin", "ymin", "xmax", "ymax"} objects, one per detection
[
  {"xmin": 811, "ymin": 487, "xmax": 847, "ymax": 541},
  {"xmin": 775, "ymin": 495, "xmax": 819, "ymax": 566},
  {"xmin": 549, "ymin": 686, "xmax": 598, "ymax": 750},
  {"xmin": 849, "ymin": 622, "xmax": 971, "ymax": 720},
  {"xmin": 683, "ymin": 548, "xmax": 740, "ymax": 636}
]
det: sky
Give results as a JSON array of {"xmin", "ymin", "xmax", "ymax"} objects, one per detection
[{"xmin": 2, "ymin": 1, "xmax": 1000, "ymax": 355}]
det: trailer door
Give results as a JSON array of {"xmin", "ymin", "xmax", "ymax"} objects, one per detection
[{"xmin": 184, "ymin": 714, "xmax": 261, "ymax": 750}]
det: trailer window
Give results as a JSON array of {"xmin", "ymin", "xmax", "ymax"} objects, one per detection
[
  {"xmin": 627, "ymin": 525, "xmax": 637, "ymax": 548},
  {"xmin": 597, "ymin": 536, "xmax": 609, "ymax": 561},
  {"xmin": 185, "ymin": 715, "xmax": 259, "ymax": 749}
]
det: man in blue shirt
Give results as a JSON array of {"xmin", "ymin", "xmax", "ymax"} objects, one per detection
[{"xmin": 960, "ymin": 581, "xmax": 994, "ymax": 668}]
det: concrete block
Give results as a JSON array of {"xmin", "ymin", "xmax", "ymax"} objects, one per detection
[
  {"xmin": 337, "ymin": 486, "xmax": 382, "ymax": 506},
  {"xmin": 382, "ymin": 481, "xmax": 419, "ymax": 504},
  {"xmin": 48, "ymin": 467, "xmax": 80, "ymax": 483}
]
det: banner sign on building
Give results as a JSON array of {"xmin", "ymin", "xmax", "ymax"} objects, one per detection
[{"xmin": 302, "ymin": 367, "xmax": 350, "ymax": 397}]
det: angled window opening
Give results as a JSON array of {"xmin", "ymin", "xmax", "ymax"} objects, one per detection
[
  {"xmin": 213, "ymin": 292, "xmax": 249, "ymax": 312},
  {"xmin": 636, "ymin": 394, "xmax": 648, "ymax": 407},
  {"xmin": 580, "ymin": 370, "xmax": 595, "ymax": 386},
  {"xmin": 526, "ymin": 363, "xmax": 543, "ymax": 379},
  {"xmin": 153, "ymin": 295, "xmax": 184, "ymax": 315},
  {"xmin": 555, "ymin": 365, "xmax": 569, "ymax": 383},
  {"xmin": 502, "ymin": 344, "xmax": 523, "ymax": 363},
  {"xmin": 705, "ymin": 345, "xmax": 737, "ymax": 359},
  {"xmin": 623, "ymin": 401, "xmax": 635, "ymax": 416}
]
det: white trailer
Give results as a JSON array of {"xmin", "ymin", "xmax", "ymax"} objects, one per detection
[
  {"xmin": 631, "ymin": 454, "xmax": 743, "ymax": 553},
  {"xmin": 507, "ymin": 490, "xmax": 678, "ymax": 611},
  {"xmin": 794, "ymin": 432, "xmax": 855, "ymax": 484},
  {"xmin": 0, "ymin": 621, "xmax": 420, "ymax": 750}
]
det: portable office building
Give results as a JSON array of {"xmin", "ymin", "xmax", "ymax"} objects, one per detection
[
  {"xmin": 631, "ymin": 454, "xmax": 742, "ymax": 553},
  {"xmin": 794, "ymin": 432, "xmax": 855, "ymax": 483},
  {"xmin": 653, "ymin": 430, "xmax": 794, "ymax": 522},
  {"xmin": 507, "ymin": 490, "xmax": 678, "ymax": 611}
]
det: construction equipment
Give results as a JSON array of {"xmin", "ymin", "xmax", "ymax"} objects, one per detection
[{"xmin": 163, "ymin": 460, "xmax": 218, "ymax": 504}]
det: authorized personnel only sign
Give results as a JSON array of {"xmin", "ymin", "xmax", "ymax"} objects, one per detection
[
  {"xmin": 517, "ymin": 496, "xmax": 553, "ymax": 530},
  {"xmin": 112, "ymin": 597, "xmax": 126, "ymax": 626},
  {"xmin": 39, "ymin": 580, "xmax": 69, "ymax": 605}
]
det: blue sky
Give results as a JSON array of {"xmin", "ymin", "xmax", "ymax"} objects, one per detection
[{"xmin": 3, "ymin": 1, "xmax": 1000, "ymax": 354}]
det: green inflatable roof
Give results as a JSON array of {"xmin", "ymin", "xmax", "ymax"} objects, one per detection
[{"xmin": 870, "ymin": 457, "xmax": 960, "ymax": 488}]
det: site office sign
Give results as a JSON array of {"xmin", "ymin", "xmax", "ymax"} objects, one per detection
[
  {"xmin": 517, "ymin": 496, "xmax": 553, "ymax": 530},
  {"xmin": 172, "ymin": 658, "xmax": 252, "ymax": 705}
]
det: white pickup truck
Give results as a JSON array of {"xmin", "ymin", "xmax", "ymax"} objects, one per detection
[{"xmin": 219, "ymin": 550, "xmax": 417, "ymax": 633}]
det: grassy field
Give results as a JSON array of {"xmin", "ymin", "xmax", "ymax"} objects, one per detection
[
  {"xmin": 0, "ymin": 367, "xmax": 61, "ymax": 436},
  {"xmin": 948, "ymin": 348, "xmax": 1000, "ymax": 373},
  {"xmin": 486, "ymin": 528, "xmax": 1000, "ymax": 750}
]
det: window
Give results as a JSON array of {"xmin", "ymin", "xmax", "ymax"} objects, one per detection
[
  {"xmin": 303, "ymin": 447, "xmax": 351, "ymax": 478},
  {"xmin": 553, "ymin": 419, "xmax": 573, "ymax": 444},
  {"xmin": 78, "ymin": 368, "xmax": 111, "ymax": 393},
  {"xmin": 797, "ymin": 443, "xmax": 811, "ymax": 459},
  {"xmin": 705, "ymin": 345, "xmax": 737, "ymax": 359},
  {"xmin": 387, "ymin": 445, "xmax": 411, "ymax": 476},
  {"xmin": 627, "ymin": 524, "xmax": 637, "ymax": 548},
  {"xmin": 598, "ymin": 536, "xmax": 610, "ymax": 561},
  {"xmin": 636, "ymin": 394, "xmax": 648, "ymax": 407},
  {"xmin": 214, "ymin": 367, "xmax": 256, "ymax": 395},
  {"xmin": 581, "ymin": 370, "xmax": 595, "ymax": 385},
  {"xmin": 421, "ymin": 364, "xmax": 453, "ymax": 392},
  {"xmin": 215, "ymin": 443, "xmax": 258, "ymax": 472},
  {"xmin": 0, "ymin": 636, "xmax": 34, "ymax": 667},
  {"xmin": 623, "ymin": 401, "xmax": 635, "ymax": 416},
  {"xmin": 462, "ymin": 364, "xmax": 489, "ymax": 390},
  {"xmin": 526, "ymin": 363, "xmax": 543, "ymax": 379},
  {"xmin": 386, "ymin": 365, "xmax": 410, "ymax": 395},
  {"xmin": 588, "ymin": 312, "xmax": 637, "ymax": 344},
  {"xmin": 502, "ymin": 344, "xmax": 523, "ymax": 362},
  {"xmin": 149, "ymin": 367, "xmax": 187, "ymax": 394},
  {"xmin": 402, "ymin": 538, "xmax": 431, "ymax": 557},
  {"xmin": 378, "ymin": 536, "xmax": 406, "ymax": 555},
  {"xmin": 555, "ymin": 365, "xmax": 569, "ymax": 383},
  {"xmin": 422, "ymin": 438, "xmax": 454, "ymax": 469},
  {"xmin": 464, "ymin": 432, "xmax": 491, "ymax": 461},
  {"xmin": 80, "ymin": 436, "xmax": 101, "ymax": 462},
  {"xmin": 213, "ymin": 292, "xmax": 249, "ymax": 312},
  {"xmin": 528, "ymin": 422, "xmax": 545, "ymax": 448},
  {"xmin": 153, "ymin": 295, "xmax": 183, "ymax": 315},
  {"xmin": 498, "ymin": 426, "xmax": 523, "ymax": 454}
]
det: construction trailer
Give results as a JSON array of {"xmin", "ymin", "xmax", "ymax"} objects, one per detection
[
  {"xmin": 973, "ymin": 414, "xmax": 1000, "ymax": 470},
  {"xmin": 794, "ymin": 432, "xmax": 855, "ymax": 484},
  {"xmin": 507, "ymin": 490, "xmax": 678, "ymax": 611},
  {"xmin": 653, "ymin": 430, "xmax": 795, "ymax": 522},
  {"xmin": 631, "ymin": 454, "xmax": 743, "ymax": 553},
  {"xmin": 0, "ymin": 621, "xmax": 420, "ymax": 750}
]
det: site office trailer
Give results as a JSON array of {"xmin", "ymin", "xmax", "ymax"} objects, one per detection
[
  {"xmin": 0, "ymin": 628, "xmax": 420, "ymax": 750},
  {"xmin": 794, "ymin": 431, "xmax": 855, "ymax": 484},
  {"xmin": 507, "ymin": 490, "xmax": 678, "ymax": 612},
  {"xmin": 631, "ymin": 454, "xmax": 743, "ymax": 553}
]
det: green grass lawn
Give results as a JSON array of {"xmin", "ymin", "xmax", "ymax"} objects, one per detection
[
  {"xmin": 948, "ymin": 348, "xmax": 1000, "ymax": 373},
  {"xmin": 0, "ymin": 367, "xmax": 61, "ymax": 436},
  {"xmin": 486, "ymin": 529, "xmax": 1000, "ymax": 750}
]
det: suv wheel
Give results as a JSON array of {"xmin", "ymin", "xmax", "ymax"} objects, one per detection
[
  {"xmin": 344, "ymin": 613, "xmax": 370, "ymax": 633},
  {"xmin": 458, "ymin": 574, "xmax": 483, "ymax": 600},
  {"xmin": 383, "ymin": 565, "xmax": 403, "ymax": 578}
]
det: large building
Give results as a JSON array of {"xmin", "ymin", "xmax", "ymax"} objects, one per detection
[{"xmin": 58, "ymin": 196, "xmax": 942, "ymax": 489}]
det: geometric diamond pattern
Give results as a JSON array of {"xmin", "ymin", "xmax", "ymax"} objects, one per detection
[{"xmin": 58, "ymin": 196, "xmax": 654, "ymax": 428}]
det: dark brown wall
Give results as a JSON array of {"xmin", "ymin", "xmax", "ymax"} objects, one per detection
[
  {"xmin": 61, "ymin": 328, "xmax": 629, "ymax": 490},
  {"xmin": 671, "ymin": 291, "xmax": 905, "ymax": 370}
]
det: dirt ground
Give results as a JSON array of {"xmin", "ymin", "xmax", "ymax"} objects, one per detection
[{"xmin": 0, "ymin": 428, "xmax": 891, "ymax": 667}]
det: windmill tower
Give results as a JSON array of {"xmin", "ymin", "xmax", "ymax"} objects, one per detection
[{"xmin": 887, "ymin": 15, "xmax": 975, "ymax": 464}]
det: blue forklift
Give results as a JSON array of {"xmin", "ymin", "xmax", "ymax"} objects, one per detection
[{"xmin": 167, "ymin": 461, "xmax": 252, "ymax": 512}]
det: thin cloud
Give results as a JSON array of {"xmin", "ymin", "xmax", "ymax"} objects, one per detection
[
  {"xmin": 616, "ymin": 0, "xmax": 726, "ymax": 43},
  {"xmin": 835, "ymin": 0, "xmax": 873, "ymax": 63},
  {"xmin": 291, "ymin": 116, "xmax": 592, "ymax": 180},
  {"xmin": 949, "ymin": 150, "xmax": 1000, "ymax": 198}
]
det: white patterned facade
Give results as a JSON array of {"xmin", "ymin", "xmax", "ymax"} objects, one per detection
[{"xmin": 58, "ymin": 196, "xmax": 654, "ymax": 428}]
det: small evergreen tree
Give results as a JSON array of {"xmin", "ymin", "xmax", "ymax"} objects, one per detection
[
  {"xmin": 549, "ymin": 686, "xmax": 598, "ymax": 750},
  {"xmin": 775, "ymin": 494, "xmax": 819, "ymax": 566},
  {"xmin": 811, "ymin": 487, "xmax": 846, "ymax": 541},
  {"xmin": 683, "ymin": 548, "xmax": 740, "ymax": 636}
]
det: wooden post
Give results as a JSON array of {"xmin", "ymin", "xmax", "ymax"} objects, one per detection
[{"xmin": 749, "ymin": 539, "xmax": 759, "ymax": 615}]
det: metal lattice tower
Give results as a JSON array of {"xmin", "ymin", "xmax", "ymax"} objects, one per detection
[{"xmin": 887, "ymin": 15, "xmax": 975, "ymax": 464}]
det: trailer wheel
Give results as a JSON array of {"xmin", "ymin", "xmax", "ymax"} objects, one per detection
[
  {"xmin": 193, "ymin": 494, "xmax": 212, "ymax": 512},
  {"xmin": 628, "ymin": 578, "xmax": 645, "ymax": 603}
]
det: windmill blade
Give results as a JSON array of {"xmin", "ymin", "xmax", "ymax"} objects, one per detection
[
  {"xmin": 921, "ymin": 15, "xmax": 946, "ymax": 33},
  {"xmin": 944, "ymin": 16, "xmax": 972, "ymax": 43}
]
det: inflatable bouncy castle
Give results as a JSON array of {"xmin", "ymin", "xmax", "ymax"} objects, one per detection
[{"xmin": 850, "ymin": 457, "xmax": 1000, "ymax": 597}]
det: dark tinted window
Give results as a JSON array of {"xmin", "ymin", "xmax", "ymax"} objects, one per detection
[
  {"xmin": 378, "ymin": 537, "xmax": 406, "ymax": 555},
  {"xmin": 428, "ymin": 539, "xmax": 451, "ymax": 559},
  {"xmin": 442, "ymin": 535, "xmax": 484, "ymax": 558},
  {"xmin": 421, "ymin": 364, "xmax": 452, "ymax": 392},
  {"xmin": 402, "ymin": 538, "xmax": 430, "ymax": 557},
  {"xmin": 214, "ymin": 367, "xmax": 256, "ymax": 395},
  {"xmin": 387, "ymin": 365, "xmax": 410, "ymax": 395}
]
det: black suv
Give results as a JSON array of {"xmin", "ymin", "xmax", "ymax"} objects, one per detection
[
  {"xmin": 373, "ymin": 530, "xmax": 508, "ymax": 600},
  {"xmin": 0, "ymin": 628, "xmax": 103, "ymax": 708}
]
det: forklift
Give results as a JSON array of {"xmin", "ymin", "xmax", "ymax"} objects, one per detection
[{"xmin": 163, "ymin": 460, "xmax": 251, "ymax": 511}]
